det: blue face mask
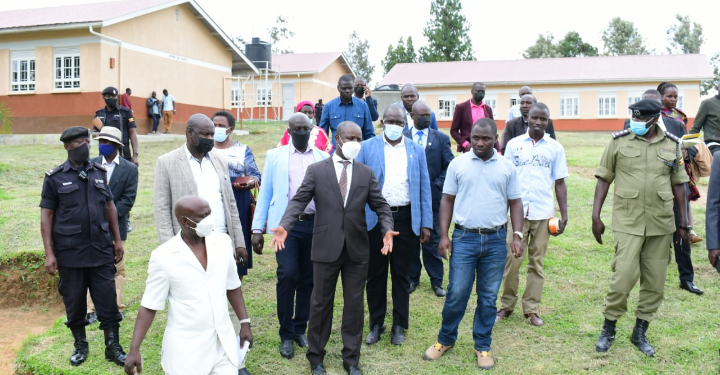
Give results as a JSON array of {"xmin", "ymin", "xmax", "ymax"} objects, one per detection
[
  {"xmin": 629, "ymin": 120, "xmax": 650, "ymax": 136},
  {"xmin": 214, "ymin": 127, "xmax": 229, "ymax": 143},
  {"xmin": 98, "ymin": 144, "xmax": 115, "ymax": 157},
  {"xmin": 383, "ymin": 124, "xmax": 404, "ymax": 141}
]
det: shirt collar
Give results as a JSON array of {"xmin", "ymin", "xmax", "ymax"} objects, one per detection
[
  {"xmin": 521, "ymin": 131, "xmax": 547, "ymax": 143},
  {"xmin": 470, "ymin": 148, "xmax": 498, "ymax": 162},
  {"xmin": 184, "ymin": 143, "xmax": 208, "ymax": 162},
  {"xmin": 102, "ymin": 154, "xmax": 120, "ymax": 165},
  {"xmin": 383, "ymin": 135, "xmax": 405, "ymax": 148},
  {"xmin": 470, "ymin": 101, "xmax": 485, "ymax": 109},
  {"xmin": 290, "ymin": 142, "xmax": 314, "ymax": 155},
  {"xmin": 332, "ymin": 152, "xmax": 353, "ymax": 164}
]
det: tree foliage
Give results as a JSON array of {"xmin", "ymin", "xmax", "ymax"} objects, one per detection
[
  {"xmin": 418, "ymin": 0, "xmax": 474, "ymax": 62},
  {"xmin": 558, "ymin": 31, "xmax": 598, "ymax": 57},
  {"xmin": 601, "ymin": 17, "xmax": 653, "ymax": 55},
  {"xmin": 381, "ymin": 37, "xmax": 417, "ymax": 75},
  {"xmin": 701, "ymin": 53, "xmax": 720, "ymax": 95},
  {"xmin": 345, "ymin": 31, "xmax": 375, "ymax": 84},
  {"xmin": 667, "ymin": 14, "xmax": 704, "ymax": 54},
  {"xmin": 523, "ymin": 33, "xmax": 560, "ymax": 59},
  {"xmin": 268, "ymin": 16, "xmax": 294, "ymax": 54}
]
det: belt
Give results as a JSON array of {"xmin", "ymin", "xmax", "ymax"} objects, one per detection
[
  {"xmin": 454, "ymin": 223, "xmax": 506, "ymax": 235},
  {"xmin": 298, "ymin": 213, "xmax": 315, "ymax": 222},
  {"xmin": 389, "ymin": 205, "xmax": 410, "ymax": 213}
]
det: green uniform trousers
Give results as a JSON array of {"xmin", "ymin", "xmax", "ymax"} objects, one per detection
[
  {"xmin": 500, "ymin": 219, "xmax": 550, "ymax": 314},
  {"xmin": 603, "ymin": 232, "xmax": 672, "ymax": 322}
]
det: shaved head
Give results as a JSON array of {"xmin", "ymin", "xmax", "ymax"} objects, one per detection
[
  {"xmin": 401, "ymin": 83, "xmax": 418, "ymax": 96},
  {"xmin": 521, "ymin": 94, "xmax": 537, "ymax": 103},
  {"xmin": 411, "ymin": 100, "xmax": 430, "ymax": 113},
  {"xmin": 337, "ymin": 121, "xmax": 361, "ymax": 138},
  {"xmin": 187, "ymin": 113, "xmax": 212, "ymax": 131},
  {"xmin": 383, "ymin": 104, "xmax": 405, "ymax": 120},
  {"xmin": 519, "ymin": 86, "xmax": 532, "ymax": 96},
  {"xmin": 288, "ymin": 112, "xmax": 311, "ymax": 127},
  {"xmin": 174, "ymin": 195, "xmax": 211, "ymax": 223}
]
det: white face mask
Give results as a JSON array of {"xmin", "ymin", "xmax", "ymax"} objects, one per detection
[
  {"xmin": 338, "ymin": 139, "xmax": 361, "ymax": 160},
  {"xmin": 184, "ymin": 216, "xmax": 214, "ymax": 237}
]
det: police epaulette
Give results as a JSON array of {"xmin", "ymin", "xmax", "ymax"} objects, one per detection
[
  {"xmin": 665, "ymin": 132, "xmax": 681, "ymax": 143},
  {"xmin": 45, "ymin": 165, "xmax": 63, "ymax": 176},
  {"xmin": 612, "ymin": 129, "xmax": 631, "ymax": 139},
  {"xmin": 92, "ymin": 162, "xmax": 107, "ymax": 171}
]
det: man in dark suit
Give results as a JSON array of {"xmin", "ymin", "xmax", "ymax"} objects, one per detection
[
  {"xmin": 623, "ymin": 89, "xmax": 703, "ymax": 295},
  {"xmin": 403, "ymin": 101, "xmax": 454, "ymax": 297},
  {"xmin": 87, "ymin": 126, "xmax": 138, "ymax": 323},
  {"xmin": 706, "ymin": 152, "xmax": 720, "ymax": 269},
  {"xmin": 353, "ymin": 77, "xmax": 379, "ymax": 122},
  {"xmin": 501, "ymin": 94, "xmax": 556, "ymax": 154},
  {"xmin": 269, "ymin": 121, "xmax": 396, "ymax": 375},
  {"xmin": 450, "ymin": 82, "xmax": 500, "ymax": 153}
]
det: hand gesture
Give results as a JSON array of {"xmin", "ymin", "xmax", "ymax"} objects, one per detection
[
  {"xmin": 364, "ymin": 86, "xmax": 371, "ymax": 98},
  {"xmin": 381, "ymin": 230, "xmax": 400, "ymax": 255},
  {"xmin": 235, "ymin": 247, "xmax": 248, "ymax": 265},
  {"xmin": 269, "ymin": 226, "xmax": 288, "ymax": 252},
  {"xmin": 251, "ymin": 233, "xmax": 264, "ymax": 255},
  {"xmin": 124, "ymin": 350, "xmax": 143, "ymax": 374},
  {"xmin": 592, "ymin": 217, "xmax": 605, "ymax": 245},
  {"xmin": 438, "ymin": 236, "xmax": 451, "ymax": 260}
]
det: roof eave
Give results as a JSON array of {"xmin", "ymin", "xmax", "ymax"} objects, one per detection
[
  {"xmin": 382, "ymin": 77, "xmax": 713, "ymax": 88},
  {"xmin": 0, "ymin": 22, "xmax": 100, "ymax": 35}
]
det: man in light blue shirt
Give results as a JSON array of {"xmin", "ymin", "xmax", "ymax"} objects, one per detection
[
  {"xmin": 496, "ymin": 103, "xmax": 569, "ymax": 328},
  {"xmin": 319, "ymin": 75, "xmax": 375, "ymax": 150},
  {"xmin": 423, "ymin": 118, "xmax": 524, "ymax": 371}
]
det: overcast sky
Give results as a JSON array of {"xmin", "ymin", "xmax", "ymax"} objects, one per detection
[{"xmin": 9, "ymin": 0, "xmax": 720, "ymax": 84}]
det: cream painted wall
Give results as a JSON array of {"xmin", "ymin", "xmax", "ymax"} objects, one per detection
[
  {"xmin": 99, "ymin": 42, "xmax": 119, "ymax": 90},
  {"xmin": 315, "ymin": 59, "xmax": 349, "ymax": 85},
  {"xmin": 579, "ymin": 92, "xmax": 597, "ymax": 119},
  {"xmin": 35, "ymin": 47, "xmax": 53, "ymax": 93},
  {"xmin": 0, "ymin": 49, "xmax": 8, "ymax": 96},
  {"xmin": 102, "ymin": 5, "xmax": 230, "ymax": 67},
  {"xmin": 497, "ymin": 93, "xmax": 511, "ymax": 119},
  {"xmin": 424, "ymin": 94, "xmax": 439, "ymax": 113},
  {"xmin": 0, "ymin": 29, "xmax": 92, "ymax": 44},
  {"xmin": 683, "ymin": 88, "xmax": 700, "ymax": 116},
  {"xmin": 539, "ymin": 92, "xmax": 561, "ymax": 118},
  {"xmin": 80, "ymin": 43, "xmax": 101, "ymax": 92},
  {"xmin": 616, "ymin": 91, "xmax": 628, "ymax": 119}
]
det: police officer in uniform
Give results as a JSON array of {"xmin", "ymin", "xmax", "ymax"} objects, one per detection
[
  {"xmin": 40, "ymin": 126, "xmax": 128, "ymax": 367},
  {"xmin": 93, "ymin": 86, "xmax": 139, "ymax": 166},
  {"xmin": 591, "ymin": 99, "xmax": 690, "ymax": 357}
]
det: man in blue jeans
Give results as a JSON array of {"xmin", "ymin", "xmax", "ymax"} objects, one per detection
[{"xmin": 423, "ymin": 118, "xmax": 524, "ymax": 370}]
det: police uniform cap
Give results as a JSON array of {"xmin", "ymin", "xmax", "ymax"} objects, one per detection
[
  {"xmin": 97, "ymin": 126, "xmax": 123, "ymax": 146},
  {"xmin": 101, "ymin": 86, "xmax": 118, "ymax": 96},
  {"xmin": 629, "ymin": 99, "xmax": 661, "ymax": 118},
  {"xmin": 59, "ymin": 126, "xmax": 91, "ymax": 143}
]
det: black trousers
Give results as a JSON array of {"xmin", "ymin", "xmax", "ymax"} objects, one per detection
[
  {"xmin": 276, "ymin": 219, "xmax": 314, "ymax": 341},
  {"xmin": 366, "ymin": 205, "xmax": 418, "ymax": 330},
  {"xmin": 306, "ymin": 244, "xmax": 368, "ymax": 367},
  {"xmin": 58, "ymin": 264, "xmax": 122, "ymax": 330},
  {"xmin": 673, "ymin": 184, "xmax": 694, "ymax": 282},
  {"xmin": 410, "ymin": 209, "xmax": 444, "ymax": 288}
]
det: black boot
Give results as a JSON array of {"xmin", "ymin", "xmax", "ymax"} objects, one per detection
[
  {"xmin": 69, "ymin": 326, "xmax": 89, "ymax": 366},
  {"xmin": 630, "ymin": 318, "xmax": 655, "ymax": 356},
  {"xmin": 103, "ymin": 324, "xmax": 127, "ymax": 365},
  {"xmin": 595, "ymin": 318, "xmax": 616, "ymax": 352}
]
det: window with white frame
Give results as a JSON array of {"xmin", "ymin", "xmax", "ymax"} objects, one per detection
[
  {"xmin": 484, "ymin": 96, "xmax": 497, "ymax": 114},
  {"xmin": 10, "ymin": 50, "xmax": 35, "ymax": 92},
  {"xmin": 438, "ymin": 98, "xmax": 456, "ymax": 119},
  {"xmin": 231, "ymin": 88, "xmax": 245, "ymax": 108},
  {"xmin": 560, "ymin": 96, "xmax": 579, "ymax": 117},
  {"xmin": 598, "ymin": 95, "xmax": 616, "ymax": 117},
  {"xmin": 627, "ymin": 94, "xmax": 642, "ymax": 116},
  {"xmin": 257, "ymin": 88, "xmax": 271, "ymax": 106},
  {"xmin": 54, "ymin": 47, "xmax": 80, "ymax": 89}
]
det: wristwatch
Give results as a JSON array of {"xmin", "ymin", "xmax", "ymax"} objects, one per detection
[
  {"xmin": 678, "ymin": 225, "xmax": 692, "ymax": 231},
  {"xmin": 239, "ymin": 318, "xmax": 251, "ymax": 326},
  {"xmin": 513, "ymin": 231, "xmax": 524, "ymax": 239}
]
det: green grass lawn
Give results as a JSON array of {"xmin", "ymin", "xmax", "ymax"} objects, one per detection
[{"xmin": 1, "ymin": 126, "xmax": 719, "ymax": 374}]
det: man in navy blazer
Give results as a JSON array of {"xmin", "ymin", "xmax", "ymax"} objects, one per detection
[
  {"xmin": 356, "ymin": 104, "xmax": 433, "ymax": 346},
  {"xmin": 403, "ymin": 101, "xmax": 454, "ymax": 297},
  {"xmin": 87, "ymin": 126, "xmax": 137, "ymax": 322}
]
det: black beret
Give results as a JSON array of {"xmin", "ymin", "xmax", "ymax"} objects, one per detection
[
  {"xmin": 629, "ymin": 99, "xmax": 661, "ymax": 118},
  {"xmin": 101, "ymin": 86, "xmax": 118, "ymax": 96},
  {"xmin": 60, "ymin": 126, "xmax": 91, "ymax": 143}
]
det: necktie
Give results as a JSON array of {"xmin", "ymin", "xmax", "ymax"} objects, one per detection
[
  {"xmin": 417, "ymin": 130, "xmax": 424, "ymax": 146},
  {"xmin": 339, "ymin": 161, "xmax": 350, "ymax": 205}
]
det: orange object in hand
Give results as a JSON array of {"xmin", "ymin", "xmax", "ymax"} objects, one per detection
[{"xmin": 548, "ymin": 217, "xmax": 560, "ymax": 235}]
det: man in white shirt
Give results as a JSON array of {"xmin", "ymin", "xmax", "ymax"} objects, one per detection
[
  {"xmin": 124, "ymin": 196, "xmax": 253, "ymax": 375},
  {"xmin": 161, "ymin": 88, "xmax": 177, "ymax": 134},
  {"xmin": 496, "ymin": 103, "xmax": 569, "ymax": 327},
  {"xmin": 506, "ymin": 86, "xmax": 533, "ymax": 122}
]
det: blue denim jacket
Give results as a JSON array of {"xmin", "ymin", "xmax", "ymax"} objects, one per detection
[{"xmin": 319, "ymin": 96, "xmax": 375, "ymax": 149}]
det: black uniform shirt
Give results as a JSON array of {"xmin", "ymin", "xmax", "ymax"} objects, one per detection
[
  {"xmin": 94, "ymin": 106, "xmax": 135, "ymax": 146},
  {"xmin": 40, "ymin": 160, "xmax": 115, "ymax": 267}
]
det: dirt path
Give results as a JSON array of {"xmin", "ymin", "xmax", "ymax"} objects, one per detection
[{"xmin": 0, "ymin": 307, "xmax": 62, "ymax": 374}]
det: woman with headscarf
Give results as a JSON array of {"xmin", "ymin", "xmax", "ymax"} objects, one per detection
[{"xmin": 278, "ymin": 100, "xmax": 332, "ymax": 153}]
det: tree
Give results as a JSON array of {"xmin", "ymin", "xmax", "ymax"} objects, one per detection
[
  {"xmin": 381, "ymin": 36, "xmax": 418, "ymax": 75},
  {"xmin": 346, "ymin": 31, "xmax": 375, "ymax": 84},
  {"xmin": 701, "ymin": 53, "xmax": 720, "ymax": 95},
  {"xmin": 523, "ymin": 33, "xmax": 560, "ymax": 59},
  {"xmin": 418, "ymin": 0, "xmax": 474, "ymax": 62},
  {"xmin": 558, "ymin": 31, "xmax": 598, "ymax": 57},
  {"xmin": 268, "ymin": 16, "xmax": 294, "ymax": 54},
  {"xmin": 601, "ymin": 17, "xmax": 653, "ymax": 55},
  {"xmin": 667, "ymin": 14, "xmax": 704, "ymax": 54}
]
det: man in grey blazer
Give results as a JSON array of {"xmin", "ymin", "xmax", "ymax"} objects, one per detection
[
  {"xmin": 706, "ymin": 152, "xmax": 720, "ymax": 269},
  {"xmin": 269, "ymin": 121, "xmax": 396, "ymax": 375}
]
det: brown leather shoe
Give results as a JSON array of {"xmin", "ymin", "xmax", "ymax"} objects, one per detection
[
  {"xmin": 495, "ymin": 308, "xmax": 513, "ymax": 322},
  {"xmin": 690, "ymin": 231, "xmax": 703, "ymax": 244},
  {"xmin": 475, "ymin": 350, "xmax": 495, "ymax": 370},
  {"xmin": 525, "ymin": 313, "xmax": 544, "ymax": 326},
  {"xmin": 423, "ymin": 342, "xmax": 452, "ymax": 361}
]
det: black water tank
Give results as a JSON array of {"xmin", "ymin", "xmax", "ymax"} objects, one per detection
[{"xmin": 245, "ymin": 38, "xmax": 272, "ymax": 70}]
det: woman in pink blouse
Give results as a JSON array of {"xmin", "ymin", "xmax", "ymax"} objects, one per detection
[{"xmin": 278, "ymin": 101, "xmax": 332, "ymax": 153}]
